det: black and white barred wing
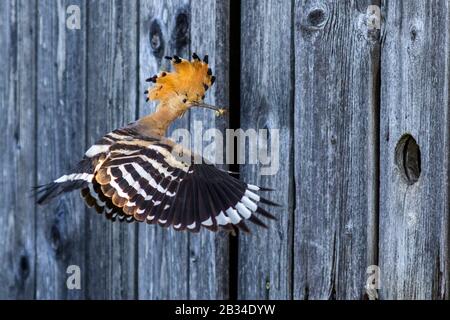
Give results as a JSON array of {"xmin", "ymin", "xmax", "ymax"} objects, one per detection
[{"xmin": 94, "ymin": 139, "xmax": 278, "ymax": 233}]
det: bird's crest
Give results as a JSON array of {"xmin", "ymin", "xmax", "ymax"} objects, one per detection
[{"xmin": 146, "ymin": 53, "xmax": 216, "ymax": 104}]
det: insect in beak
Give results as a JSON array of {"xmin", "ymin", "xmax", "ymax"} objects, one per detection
[{"xmin": 191, "ymin": 103, "xmax": 228, "ymax": 117}]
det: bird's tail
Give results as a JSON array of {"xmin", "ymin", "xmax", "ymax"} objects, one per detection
[{"xmin": 35, "ymin": 173, "xmax": 93, "ymax": 205}]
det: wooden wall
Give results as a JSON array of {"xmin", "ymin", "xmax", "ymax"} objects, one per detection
[{"xmin": 0, "ymin": 0, "xmax": 448, "ymax": 300}]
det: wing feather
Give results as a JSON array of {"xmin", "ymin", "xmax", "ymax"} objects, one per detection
[{"xmin": 76, "ymin": 131, "xmax": 279, "ymax": 233}]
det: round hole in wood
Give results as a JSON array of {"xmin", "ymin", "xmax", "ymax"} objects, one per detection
[{"xmin": 395, "ymin": 134, "xmax": 421, "ymax": 185}]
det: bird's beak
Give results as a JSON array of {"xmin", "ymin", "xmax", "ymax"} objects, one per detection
[{"xmin": 191, "ymin": 103, "xmax": 228, "ymax": 117}]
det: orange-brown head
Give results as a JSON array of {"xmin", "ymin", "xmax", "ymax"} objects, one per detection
[
  {"xmin": 145, "ymin": 54, "xmax": 224, "ymax": 117},
  {"xmin": 138, "ymin": 54, "xmax": 226, "ymax": 136}
]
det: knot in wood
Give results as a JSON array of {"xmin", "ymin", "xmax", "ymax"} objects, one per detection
[{"xmin": 149, "ymin": 19, "xmax": 164, "ymax": 58}]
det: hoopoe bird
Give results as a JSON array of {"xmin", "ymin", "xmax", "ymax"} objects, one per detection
[{"xmin": 36, "ymin": 54, "xmax": 278, "ymax": 233}]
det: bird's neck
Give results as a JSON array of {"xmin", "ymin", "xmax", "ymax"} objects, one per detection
[{"xmin": 135, "ymin": 102, "xmax": 186, "ymax": 137}]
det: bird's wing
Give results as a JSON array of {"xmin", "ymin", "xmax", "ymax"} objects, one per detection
[{"xmin": 92, "ymin": 135, "xmax": 278, "ymax": 233}]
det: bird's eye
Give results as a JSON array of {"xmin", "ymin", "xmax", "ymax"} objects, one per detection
[{"xmin": 183, "ymin": 98, "xmax": 187, "ymax": 103}]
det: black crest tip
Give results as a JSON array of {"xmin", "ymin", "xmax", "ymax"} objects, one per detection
[{"xmin": 173, "ymin": 55, "xmax": 182, "ymax": 63}]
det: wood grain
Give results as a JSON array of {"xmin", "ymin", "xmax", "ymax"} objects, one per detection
[
  {"xmin": 85, "ymin": 0, "xmax": 138, "ymax": 299},
  {"xmin": 239, "ymin": 0, "xmax": 295, "ymax": 299},
  {"xmin": 294, "ymin": 0, "xmax": 380, "ymax": 299},
  {"xmin": 138, "ymin": 0, "xmax": 191, "ymax": 299},
  {"xmin": 0, "ymin": 0, "xmax": 37, "ymax": 300},
  {"xmin": 379, "ymin": 0, "xmax": 449, "ymax": 299},
  {"xmin": 188, "ymin": 0, "xmax": 230, "ymax": 300},
  {"xmin": 35, "ymin": 0, "xmax": 87, "ymax": 299}
]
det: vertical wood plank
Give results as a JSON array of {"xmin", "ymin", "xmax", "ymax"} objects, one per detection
[
  {"xmin": 85, "ymin": 0, "xmax": 138, "ymax": 299},
  {"xmin": 0, "ymin": 0, "xmax": 37, "ymax": 300},
  {"xmin": 294, "ymin": 0, "xmax": 380, "ymax": 299},
  {"xmin": 239, "ymin": 0, "xmax": 295, "ymax": 299},
  {"xmin": 138, "ymin": 0, "xmax": 230, "ymax": 299},
  {"xmin": 35, "ymin": 0, "xmax": 87, "ymax": 299},
  {"xmin": 189, "ymin": 0, "xmax": 230, "ymax": 299},
  {"xmin": 138, "ymin": 0, "xmax": 191, "ymax": 299},
  {"xmin": 380, "ymin": 0, "xmax": 449, "ymax": 299}
]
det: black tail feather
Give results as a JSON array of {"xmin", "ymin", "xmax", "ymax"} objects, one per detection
[
  {"xmin": 35, "ymin": 180, "xmax": 87, "ymax": 205},
  {"xmin": 256, "ymin": 207, "xmax": 276, "ymax": 220},
  {"xmin": 259, "ymin": 196, "xmax": 281, "ymax": 207}
]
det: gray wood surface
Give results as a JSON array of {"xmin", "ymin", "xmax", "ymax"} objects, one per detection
[
  {"xmin": 239, "ymin": 0, "xmax": 294, "ymax": 299},
  {"xmin": 0, "ymin": 0, "xmax": 37, "ymax": 300},
  {"xmin": 379, "ymin": 0, "xmax": 450, "ymax": 299},
  {"xmin": 35, "ymin": 0, "xmax": 87, "ymax": 299},
  {"xmin": 85, "ymin": 0, "xmax": 138, "ymax": 299},
  {"xmin": 188, "ymin": 0, "xmax": 230, "ymax": 300},
  {"xmin": 138, "ymin": 0, "xmax": 191, "ymax": 299},
  {"xmin": 294, "ymin": 0, "xmax": 380, "ymax": 299}
]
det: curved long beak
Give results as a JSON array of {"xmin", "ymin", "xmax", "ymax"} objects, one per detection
[{"xmin": 191, "ymin": 103, "xmax": 228, "ymax": 117}]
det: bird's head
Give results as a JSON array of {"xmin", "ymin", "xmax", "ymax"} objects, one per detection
[{"xmin": 145, "ymin": 54, "xmax": 226, "ymax": 117}]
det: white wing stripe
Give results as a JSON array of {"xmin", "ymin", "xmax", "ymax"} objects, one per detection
[
  {"xmin": 147, "ymin": 145, "xmax": 189, "ymax": 172},
  {"xmin": 109, "ymin": 163, "xmax": 175, "ymax": 201},
  {"xmin": 108, "ymin": 154, "xmax": 178, "ymax": 180},
  {"xmin": 247, "ymin": 184, "xmax": 260, "ymax": 191},
  {"xmin": 131, "ymin": 163, "xmax": 176, "ymax": 197},
  {"xmin": 226, "ymin": 207, "xmax": 242, "ymax": 224},
  {"xmin": 216, "ymin": 211, "xmax": 231, "ymax": 225},
  {"xmin": 201, "ymin": 217, "xmax": 213, "ymax": 226},
  {"xmin": 187, "ymin": 222, "xmax": 196, "ymax": 229},
  {"xmin": 236, "ymin": 202, "xmax": 252, "ymax": 219},
  {"xmin": 107, "ymin": 169, "xmax": 130, "ymax": 199},
  {"xmin": 244, "ymin": 190, "xmax": 260, "ymax": 202},
  {"xmin": 241, "ymin": 196, "xmax": 258, "ymax": 211},
  {"xmin": 55, "ymin": 173, "xmax": 93, "ymax": 183},
  {"xmin": 85, "ymin": 144, "xmax": 110, "ymax": 157},
  {"xmin": 107, "ymin": 132, "xmax": 130, "ymax": 140},
  {"xmin": 119, "ymin": 166, "xmax": 135, "ymax": 186}
]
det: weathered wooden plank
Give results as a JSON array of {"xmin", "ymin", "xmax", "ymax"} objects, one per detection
[
  {"xmin": 138, "ymin": 0, "xmax": 191, "ymax": 300},
  {"xmin": 35, "ymin": 0, "xmax": 87, "ymax": 299},
  {"xmin": 379, "ymin": 0, "xmax": 449, "ymax": 299},
  {"xmin": 294, "ymin": 0, "xmax": 380, "ymax": 299},
  {"xmin": 239, "ymin": 0, "xmax": 294, "ymax": 299},
  {"xmin": 85, "ymin": 0, "xmax": 138, "ymax": 299},
  {"xmin": 0, "ymin": 0, "xmax": 37, "ymax": 300},
  {"xmin": 188, "ymin": 0, "xmax": 230, "ymax": 300}
]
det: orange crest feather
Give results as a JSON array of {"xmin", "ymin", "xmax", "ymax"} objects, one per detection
[{"xmin": 146, "ymin": 54, "xmax": 215, "ymax": 104}]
